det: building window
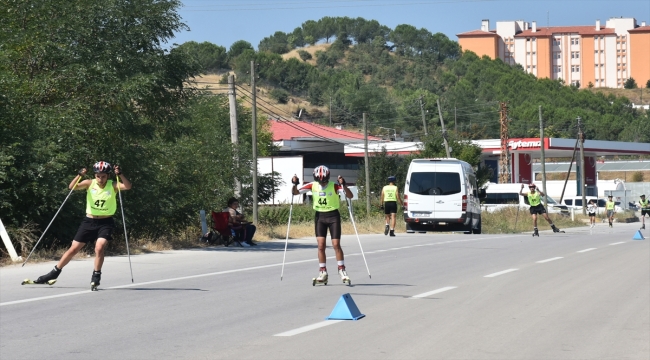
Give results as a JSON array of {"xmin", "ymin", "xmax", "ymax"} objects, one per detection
[
  {"xmin": 555, "ymin": 52, "xmax": 561, "ymax": 59},
  {"xmin": 571, "ymin": 51, "xmax": 580, "ymax": 59}
]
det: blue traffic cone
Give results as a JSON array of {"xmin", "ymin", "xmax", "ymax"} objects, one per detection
[
  {"xmin": 632, "ymin": 230, "xmax": 645, "ymax": 240},
  {"xmin": 326, "ymin": 293, "xmax": 365, "ymax": 320}
]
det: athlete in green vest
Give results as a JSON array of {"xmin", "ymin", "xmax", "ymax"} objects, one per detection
[
  {"xmin": 639, "ymin": 194, "xmax": 649, "ymax": 230},
  {"xmin": 32, "ymin": 161, "xmax": 131, "ymax": 289},
  {"xmin": 293, "ymin": 165, "xmax": 353, "ymax": 285},
  {"xmin": 519, "ymin": 183, "xmax": 561, "ymax": 236},
  {"xmin": 606, "ymin": 195, "xmax": 616, "ymax": 228},
  {"xmin": 380, "ymin": 176, "xmax": 403, "ymax": 237}
]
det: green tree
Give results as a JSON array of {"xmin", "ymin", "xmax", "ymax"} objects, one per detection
[
  {"xmin": 228, "ymin": 40, "xmax": 254, "ymax": 61},
  {"xmin": 258, "ymin": 31, "xmax": 290, "ymax": 54},
  {"xmin": 175, "ymin": 41, "xmax": 227, "ymax": 72},
  {"xmin": 646, "ymin": 79, "xmax": 650, "ymax": 89},
  {"xmin": 0, "ymin": 0, "xmax": 201, "ymax": 241},
  {"xmin": 624, "ymin": 77, "xmax": 638, "ymax": 89}
]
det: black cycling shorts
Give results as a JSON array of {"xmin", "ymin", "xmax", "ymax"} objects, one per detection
[
  {"xmin": 642, "ymin": 209, "xmax": 650, "ymax": 217},
  {"xmin": 315, "ymin": 210, "xmax": 342, "ymax": 239},
  {"xmin": 529, "ymin": 205, "xmax": 547, "ymax": 215},
  {"xmin": 588, "ymin": 212, "xmax": 596, "ymax": 217},
  {"xmin": 74, "ymin": 217, "xmax": 115, "ymax": 243},
  {"xmin": 384, "ymin": 201, "xmax": 398, "ymax": 214}
]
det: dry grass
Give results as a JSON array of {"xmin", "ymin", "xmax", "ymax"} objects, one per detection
[
  {"xmin": 586, "ymin": 87, "xmax": 650, "ymax": 106},
  {"xmin": 281, "ymin": 43, "xmax": 331, "ymax": 65}
]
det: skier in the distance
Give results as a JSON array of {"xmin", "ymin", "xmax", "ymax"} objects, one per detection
[
  {"xmin": 587, "ymin": 199, "xmax": 598, "ymax": 228},
  {"xmin": 519, "ymin": 183, "xmax": 561, "ymax": 236},
  {"xmin": 380, "ymin": 175, "xmax": 402, "ymax": 237},
  {"xmin": 31, "ymin": 161, "xmax": 131, "ymax": 289},
  {"xmin": 292, "ymin": 165, "xmax": 353, "ymax": 285},
  {"xmin": 638, "ymin": 194, "xmax": 648, "ymax": 230}
]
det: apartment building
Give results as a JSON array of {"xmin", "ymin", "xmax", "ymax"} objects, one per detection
[{"xmin": 457, "ymin": 18, "xmax": 650, "ymax": 89}]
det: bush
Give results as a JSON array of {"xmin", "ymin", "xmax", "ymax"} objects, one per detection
[
  {"xmin": 631, "ymin": 171, "xmax": 644, "ymax": 182},
  {"xmin": 269, "ymin": 88, "xmax": 290, "ymax": 104},
  {"xmin": 298, "ymin": 50, "xmax": 312, "ymax": 62}
]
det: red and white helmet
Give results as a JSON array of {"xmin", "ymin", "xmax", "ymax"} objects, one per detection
[
  {"xmin": 93, "ymin": 161, "xmax": 112, "ymax": 174},
  {"xmin": 313, "ymin": 165, "xmax": 330, "ymax": 182}
]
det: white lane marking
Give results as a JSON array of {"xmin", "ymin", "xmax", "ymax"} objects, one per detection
[
  {"xmin": 577, "ymin": 248, "xmax": 597, "ymax": 253},
  {"xmin": 274, "ymin": 320, "xmax": 344, "ymax": 337},
  {"xmin": 484, "ymin": 269, "xmax": 519, "ymax": 278},
  {"xmin": 411, "ymin": 286, "xmax": 457, "ymax": 299},
  {"xmin": 609, "ymin": 242, "xmax": 625, "ymax": 245},
  {"xmin": 2, "ymin": 235, "xmax": 515, "ymax": 307},
  {"xmin": 536, "ymin": 257, "xmax": 564, "ymax": 263}
]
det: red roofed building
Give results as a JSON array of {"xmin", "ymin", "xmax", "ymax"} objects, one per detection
[
  {"xmin": 268, "ymin": 119, "xmax": 382, "ymax": 184},
  {"xmin": 457, "ymin": 17, "xmax": 650, "ymax": 89}
]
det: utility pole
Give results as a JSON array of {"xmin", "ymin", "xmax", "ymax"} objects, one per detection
[
  {"xmin": 577, "ymin": 116, "xmax": 587, "ymax": 215},
  {"xmin": 228, "ymin": 75, "xmax": 241, "ymax": 197},
  {"xmin": 329, "ymin": 95, "xmax": 332, "ymax": 127},
  {"xmin": 419, "ymin": 95, "xmax": 428, "ymax": 136},
  {"xmin": 499, "ymin": 102, "xmax": 511, "ymax": 183},
  {"xmin": 539, "ymin": 106, "xmax": 547, "ymax": 208},
  {"xmin": 454, "ymin": 106, "xmax": 457, "ymax": 133},
  {"xmin": 251, "ymin": 61, "xmax": 258, "ymax": 224},
  {"xmin": 363, "ymin": 112, "xmax": 371, "ymax": 216},
  {"xmin": 436, "ymin": 99, "xmax": 451, "ymax": 158}
]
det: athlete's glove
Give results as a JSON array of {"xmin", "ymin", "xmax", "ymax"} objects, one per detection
[
  {"xmin": 379, "ymin": 204, "xmax": 384, "ymax": 210},
  {"xmin": 78, "ymin": 168, "xmax": 87, "ymax": 176},
  {"xmin": 291, "ymin": 175, "xmax": 300, "ymax": 185},
  {"xmin": 338, "ymin": 176, "xmax": 346, "ymax": 186},
  {"xmin": 114, "ymin": 165, "xmax": 122, "ymax": 176}
]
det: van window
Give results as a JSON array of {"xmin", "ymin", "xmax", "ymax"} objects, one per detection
[
  {"xmin": 564, "ymin": 199, "xmax": 573, "ymax": 205},
  {"xmin": 409, "ymin": 172, "xmax": 461, "ymax": 196},
  {"xmin": 574, "ymin": 199, "xmax": 582, "ymax": 206},
  {"xmin": 483, "ymin": 193, "xmax": 519, "ymax": 204}
]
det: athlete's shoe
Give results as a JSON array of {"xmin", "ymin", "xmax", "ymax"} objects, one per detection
[
  {"xmin": 590, "ymin": 223, "xmax": 595, "ymax": 228},
  {"xmin": 384, "ymin": 225, "xmax": 389, "ymax": 236},
  {"xmin": 35, "ymin": 266, "xmax": 61, "ymax": 284},
  {"xmin": 90, "ymin": 270, "xmax": 101, "ymax": 290},
  {"xmin": 389, "ymin": 229, "xmax": 395, "ymax": 237},
  {"xmin": 609, "ymin": 222, "xmax": 613, "ymax": 228},
  {"xmin": 316, "ymin": 268, "xmax": 328, "ymax": 282},
  {"xmin": 338, "ymin": 267, "xmax": 350, "ymax": 285},
  {"xmin": 551, "ymin": 224, "xmax": 561, "ymax": 233},
  {"xmin": 641, "ymin": 224, "xmax": 646, "ymax": 230}
]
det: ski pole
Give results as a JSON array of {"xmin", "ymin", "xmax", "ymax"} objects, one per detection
[
  {"xmin": 346, "ymin": 198, "xmax": 371, "ymax": 279},
  {"xmin": 514, "ymin": 205, "xmax": 521, "ymax": 232},
  {"xmin": 116, "ymin": 171, "xmax": 134, "ymax": 283},
  {"xmin": 280, "ymin": 194, "xmax": 295, "ymax": 281},
  {"xmin": 22, "ymin": 175, "xmax": 83, "ymax": 266}
]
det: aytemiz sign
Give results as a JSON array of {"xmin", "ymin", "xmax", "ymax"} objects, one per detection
[{"xmin": 508, "ymin": 138, "xmax": 541, "ymax": 150}]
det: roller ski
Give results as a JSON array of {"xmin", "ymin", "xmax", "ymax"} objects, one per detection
[
  {"xmin": 532, "ymin": 228, "xmax": 539, "ymax": 237},
  {"xmin": 338, "ymin": 267, "xmax": 351, "ymax": 286},
  {"xmin": 384, "ymin": 224, "xmax": 389, "ymax": 236},
  {"xmin": 551, "ymin": 224, "xmax": 565, "ymax": 233},
  {"xmin": 90, "ymin": 270, "xmax": 101, "ymax": 291},
  {"xmin": 22, "ymin": 266, "xmax": 61, "ymax": 285},
  {"xmin": 312, "ymin": 268, "xmax": 328, "ymax": 286}
]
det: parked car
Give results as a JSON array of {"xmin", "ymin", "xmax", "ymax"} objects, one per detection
[
  {"xmin": 403, "ymin": 158, "xmax": 485, "ymax": 234},
  {"xmin": 561, "ymin": 196, "xmax": 622, "ymax": 213},
  {"xmin": 480, "ymin": 183, "xmax": 569, "ymax": 215}
]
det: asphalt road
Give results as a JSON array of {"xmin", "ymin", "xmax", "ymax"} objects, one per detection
[{"xmin": 1, "ymin": 223, "xmax": 648, "ymax": 360}]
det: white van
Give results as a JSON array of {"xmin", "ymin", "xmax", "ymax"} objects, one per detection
[
  {"xmin": 403, "ymin": 159, "xmax": 485, "ymax": 233},
  {"xmin": 481, "ymin": 183, "xmax": 569, "ymax": 215},
  {"xmin": 561, "ymin": 196, "xmax": 622, "ymax": 213}
]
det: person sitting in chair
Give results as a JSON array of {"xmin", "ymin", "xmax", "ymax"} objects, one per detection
[{"xmin": 224, "ymin": 197, "xmax": 256, "ymax": 246}]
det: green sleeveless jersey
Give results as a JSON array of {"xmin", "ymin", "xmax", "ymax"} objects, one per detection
[
  {"xmin": 606, "ymin": 201, "xmax": 615, "ymax": 210},
  {"xmin": 640, "ymin": 199, "xmax": 649, "ymax": 209},
  {"xmin": 527, "ymin": 192, "xmax": 542, "ymax": 207},
  {"xmin": 383, "ymin": 185, "xmax": 398, "ymax": 202},
  {"xmin": 312, "ymin": 181, "xmax": 340, "ymax": 212},
  {"xmin": 86, "ymin": 179, "xmax": 117, "ymax": 216}
]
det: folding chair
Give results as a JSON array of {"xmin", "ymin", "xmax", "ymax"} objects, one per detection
[{"xmin": 210, "ymin": 211, "xmax": 243, "ymax": 247}]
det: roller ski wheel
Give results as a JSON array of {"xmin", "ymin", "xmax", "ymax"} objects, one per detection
[
  {"xmin": 90, "ymin": 271, "xmax": 101, "ymax": 291},
  {"xmin": 21, "ymin": 279, "xmax": 57, "ymax": 286},
  {"xmin": 384, "ymin": 225, "xmax": 389, "ymax": 236},
  {"xmin": 312, "ymin": 270, "xmax": 328, "ymax": 286},
  {"xmin": 338, "ymin": 268, "xmax": 351, "ymax": 286}
]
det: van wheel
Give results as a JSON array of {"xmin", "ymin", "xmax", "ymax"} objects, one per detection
[{"xmin": 472, "ymin": 217, "xmax": 482, "ymax": 234}]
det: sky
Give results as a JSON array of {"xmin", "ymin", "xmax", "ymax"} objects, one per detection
[{"xmin": 171, "ymin": 0, "xmax": 650, "ymax": 49}]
